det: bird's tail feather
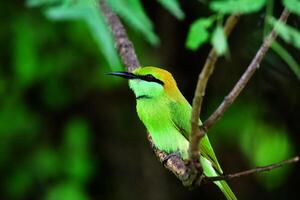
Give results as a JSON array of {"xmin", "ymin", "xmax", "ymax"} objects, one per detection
[
  {"xmin": 200, "ymin": 157, "xmax": 237, "ymax": 200},
  {"xmin": 217, "ymin": 180, "xmax": 237, "ymax": 200}
]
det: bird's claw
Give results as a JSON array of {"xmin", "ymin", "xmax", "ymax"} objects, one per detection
[{"xmin": 162, "ymin": 152, "xmax": 181, "ymax": 165}]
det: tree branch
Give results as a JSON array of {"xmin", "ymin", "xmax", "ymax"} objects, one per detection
[
  {"xmin": 202, "ymin": 156, "xmax": 299, "ymax": 183},
  {"xmin": 203, "ymin": 8, "xmax": 290, "ymax": 130},
  {"xmin": 99, "ymin": 0, "xmax": 140, "ymax": 72},
  {"xmin": 189, "ymin": 14, "xmax": 240, "ymax": 176}
]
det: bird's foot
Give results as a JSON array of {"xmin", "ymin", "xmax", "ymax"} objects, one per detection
[{"xmin": 162, "ymin": 152, "xmax": 181, "ymax": 165}]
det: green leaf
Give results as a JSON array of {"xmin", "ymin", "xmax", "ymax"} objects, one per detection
[
  {"xmin": 64, "ymin": 119, "xmax": 90, "ymax": 151},
  {"xmin": 210, "ymin": 0, "xmax": 266, "ymax": 14},
  {"xmin": 283, "ymin": 0, "xmax": 300, "ymax": 16},
  {"xmin": 42, "ymin": 78, "xmax": 72, "ymax": 109},
  {"xmin": 87, "ymin": 5, "xmax": 122, "ymax": 71},
  {"xmin": 26, "ymin": 0, "xmax": 60, "ymax": 7},
  {"xmin": 26, "ymin": 0, "xmax": 122, "ymax": 71},
  {"xmin": 63, "ymin": 119, "xmax": 92, "ymax": 182},
  {"xmin": 33, "ymin": 148, "xmax": 59, "ymax": 179},
  {"xmin": 263, "ymin": 0, "xmax": 274, "ymax": 38},
  {"xmin": 45, "ymin": 4, "xmax": 87, "ymax": 20},
  {"xmin": 244, "ymin": 125, "xmax": 294, "ymax": 189},
  {"xmin": 12, "ymin": 16, "xmax": 39, "ymax": 87},
  {"xmin": 0, "ymin": 99, "xmax": 39, "ymax": 136},
  {"xmin": 107, "ymin": 0, "xmax": 159, "ymax": 45},
  {"xmin": 268, "ymin": 17, "xmax": 300, "ymax": 49},
  {"xmin": 211, "ymin": 25, "xmax": 228, "ymax": 55},
  {"xmin": 45, "ymin": 182, "xmax": 89, "ymax": 200},
  {"xmin": 271, "ymin": 41, "xmax": 300, "ymax": 80},
  {"xmin": 6, "ymin": 169, "xmax": 33, "ymax": 198},
  {"xmin": 157, "ymin": 0, "xmax": 185, "ymax": 20},
  {"xmin": 185, "ymin": 17, "xmax": 214, "ymax": 50}
]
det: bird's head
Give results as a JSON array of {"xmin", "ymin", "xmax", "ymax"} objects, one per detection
[{"xmin": 107, "ymin": 66, "xmax": 182, "ymax": 101}]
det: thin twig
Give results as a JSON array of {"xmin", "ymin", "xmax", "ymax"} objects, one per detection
[
  {"xmin": 189, "ymin": 14, "xmax": 240, "ymax": 174},
  {"xmin": 203, "ymin": 8, "xmax": 290, "ymax": 130},
  {"xmin": 99, "ymin": 0, "xmax": 140, "ymax": 72},
  {"xmin": 202, "ymin": 156, "xmax": 299, "ymax": 183}
]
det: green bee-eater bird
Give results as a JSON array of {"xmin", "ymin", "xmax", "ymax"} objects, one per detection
[{"xmin": 108, "ymin": 66, "xmax": 237, "ymax": 200}]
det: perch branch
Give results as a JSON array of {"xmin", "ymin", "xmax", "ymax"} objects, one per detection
[
  {"xmin": 203, "ymin": 8, "xmax": 290, "ymax": 130},
  {"xmin": 189, "ymin": 14, "xmax": 240, "ymax": 176},
  {"xmin": 147, "ymin": 135, "xmax": 193, "ymax": 186}
]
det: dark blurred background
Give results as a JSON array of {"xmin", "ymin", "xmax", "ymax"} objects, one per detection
[{"xmin": 1, "ymin": 1, "xmax": 299, "ymax": 200}]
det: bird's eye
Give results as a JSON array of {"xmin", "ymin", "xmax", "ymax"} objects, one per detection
[
  {"xmin": 144, "ymin": 74, "xmax": 155, "ymax": 81},
  {"xmin": 141, "ymin": 74, "xmax": 164, "ymax": 85}
]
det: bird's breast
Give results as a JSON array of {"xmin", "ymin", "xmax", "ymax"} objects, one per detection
[
  {"xmin": 136, "ymin": 98, "xmax": 167, "ymax": 125},
  {"xmin": 135, "ymin": 99, "xmax": 189, "ymax": 158}
]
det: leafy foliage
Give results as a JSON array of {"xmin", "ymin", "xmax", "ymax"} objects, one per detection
[
  {"xmin": 246, "ymin": 125, "xmax": 293, "ymax": 189},
  {"xmin": 268, "ymin": 16, "xmax": 300, "ymax": 50},
  {"xmin": 283, "ymin": 0, "xmax": 300, "ymax": 16},
  {"xmin": 157, "ymin": 0, "xmax": 185, "ymax": 20},
  {"xmin": 27, "ymin": 0, "xmax": 122, "ymax": 70},
  {"xmin": 271, "ymin": 41, "xmax": 300, "ymax": 80},
  {"xmin": 211, "ymin": 25, "xmax": 228, "ymax": 55},
  {"xmin": 26, "ymin": 0, "xmax": 187, "ymax": 69},
  {"xmin": 266, "ymin": 16, "xmax": 300, "ymax": 78},
  {"xmin": 45, "ymin": 182, "xmax": 89, "ymax": 200},
  {"xmin": 210, "ymin": 102, "xmax": 295, "ymax": 189},
  {"xmin": 107, "ymin": 0, "xmax": 159, "ymax": 45},
  {"xmin": 12, "ymin": 16, "xmax": 39, "ymax": 87},
  {"xmin": 27, "ymin": 0, "xmax": 60, "ymax": 7},
  {"xmin": 186, "ymin": 0, "xmax": 267, "ymax": 54},
  {"xmin": 184, "ymin": 0, "xmax": 300, "ymax": 78},
  {"xmin": 210, "ymin": 0, "xmax": 266, "ymax": 14},
  {"xmin": 1, "ymin": 9, "xmax": 102, "ymax": 199},
  {"xmin": 63, "ymin": 119, "xmax": 93, "ymax": 183}
]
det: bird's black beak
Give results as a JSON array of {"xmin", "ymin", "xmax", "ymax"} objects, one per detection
[{"xmin": 106, "ymin": 71, "xmax": 137, "ymax": 79}]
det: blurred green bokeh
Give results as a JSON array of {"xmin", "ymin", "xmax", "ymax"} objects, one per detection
[
  {"xmin": 1, "ymin": 1, "xmax": 299, "ymax": 200},
  {"xmin": 209, "ymin": 102, "xmax": 294, "ymax": 189}
]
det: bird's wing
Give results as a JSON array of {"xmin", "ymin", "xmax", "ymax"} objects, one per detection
[{"xmin": 169, "ymin": 101, "xmax": 223, "ymax": 174}]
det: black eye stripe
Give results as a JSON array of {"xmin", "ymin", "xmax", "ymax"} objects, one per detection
[
  {"xmin": 144, "ymin": 75, "xmax": 155, "ymax": 81},
  {"xmin": 138, "ymin": 74, "xmax": 164, "ymax": 85}
]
